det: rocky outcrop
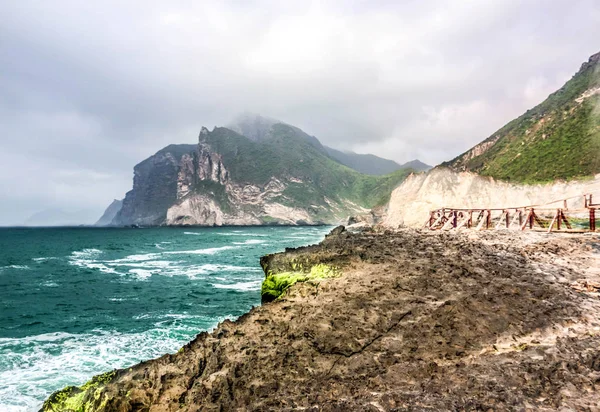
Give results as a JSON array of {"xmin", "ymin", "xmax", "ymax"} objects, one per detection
[
  {"xmin": 384, "ymin": 167, "xmax": 600, "ymax": 228},
  {"xmin": 111, "ymin": 122, "xmax": 410, "ymax": 227},
  {"xmin": 112, "ymin": 144, "xmax": 196, "ymax": 226},
  {"xmin": 95, "ymin": 200, "xmax": 123, "ymax": 226},
  {"xmin": 42, "ymin": 228, "xmax": 600, "ymax": 410}
]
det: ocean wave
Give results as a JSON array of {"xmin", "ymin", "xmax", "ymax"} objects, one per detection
[
  {"xmin": 232, "ymin": 239, "xmax": 266, "ymax": 245},
  {"xmin": 127, "ymin": 268, "xmax": 155, "ymax": 280},
  {"xmin": 0, "ymin": 319, "xmax": 232, "ymax": 412},
  {"xmin": 217, "ymin": 233, "xmax": 268, "ymax": 237},
  {"xmin": 71, "ymin": 248, "xmax": 103, "ymax": 258},
  {"xmin": 0, "ymin": 265, "xmax": 31, "ymax": 270},
  {"xmin": 164, "ymin": 245, "xmax": 238, "ymax": 255},
  {"xmin": 212, "ymin": 280, "xmax": 262, "ymax": 291},
  {"xmin": 32, "ymin": 257, "xmax": 59, "ymax": 262}
]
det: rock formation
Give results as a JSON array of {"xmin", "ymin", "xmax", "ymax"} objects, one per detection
[
  {"xmin": 42, "ymin": 228, "xmax": 600, "ymax": 411},
  {"xmin": 384, "ymin": 167, "xmax": 600, "ymax": 228},
  {"xmin": 95, "ymin": 200, "xmax": 123, "ymax": 226},
  {"xmin": 110, "ymin": 122, "xmax": 412, "ymax": 227}
]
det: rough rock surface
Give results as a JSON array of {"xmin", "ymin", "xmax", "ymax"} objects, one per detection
[
  {"xmin": 43, "ymin": 229, "xmax": 600, "ymax": 411},
  {"xmin": 384, "ymin": 167, "xmax": 600, "ymax": 228}
]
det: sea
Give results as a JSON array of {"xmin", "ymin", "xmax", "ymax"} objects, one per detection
[{"xmin": 0, "ymin": 225, "xmax": 331, "ymax": 411}]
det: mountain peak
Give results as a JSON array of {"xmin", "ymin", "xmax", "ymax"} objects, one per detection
[{"xmin": 227, "ymin": 113, "xmax": 284, "ymax": 142}]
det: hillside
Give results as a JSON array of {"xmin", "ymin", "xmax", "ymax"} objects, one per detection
[
  {"xmin": 444, "ymin": 51, "xmax": 600, "ymax": 183},
  {"xmin": 229, "ymin": 113, "xmax": 430, "ymax": 176},
  {"xmin": 383, "ymin": 167, "xmax": 600, "ymax": 229},
  {"xmin": 111, "ymin": 123, "xmax": 412, "ymax": 226},
  {"xmin": 324, "ymin": 146, "xmax": 430, "ymax": 175}
]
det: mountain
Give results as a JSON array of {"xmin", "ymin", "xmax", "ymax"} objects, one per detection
[
  {"xmin": 228, "ymin": 113, "xmax": 325, "ymax": 151},
  {"xmin": 230, "ymin": 113, "xmax": 430, "ymax": 176},
  {"xmin": 24, "ymin": 208, "xmax": 96, "ymax": 226},
  {"xmin": 324, "ymin": 146, "xmax": 430, "ymax": 175},
  {"xmin": 399, "ymin": 159, "xmax": 432, "ymax": 172},
  {"xmin": 444, "ymin": 51, "xmax": 600, "ymax": 183},
  {"xmin": 111, "ymin": 123, "xmax": 413, "ymax": 226},
  {"xmin": 94, "ymin": 199, "xmax": 123, "ymax": 226}
]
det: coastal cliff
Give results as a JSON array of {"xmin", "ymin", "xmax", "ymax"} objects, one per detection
[
  {"xmin": 383, "ymin": 168, "xmax": 600, "ymax": 228},
  {"xmin": 43, "ymin": 228, "xmax": 600, "ymax": 411},
  {"xmin": 110, "ymin": 120, "xmax": 412, "ymax": 227}
]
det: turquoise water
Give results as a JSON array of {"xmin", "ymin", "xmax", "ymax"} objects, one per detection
[{"xmin": 0, "ymin": 226, "xmax": 330, "ymax": 411}]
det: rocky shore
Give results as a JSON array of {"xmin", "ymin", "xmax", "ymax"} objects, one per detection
[{"xmin": 43, "ymin": 228, "xmax": 600, "ymax": 411}]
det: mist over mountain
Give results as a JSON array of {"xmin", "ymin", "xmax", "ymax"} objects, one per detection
[
  {"xmin": 23, "ymin": 208, "xmax": 97, "ymax": 227},
  {"xmin": 105, "ymin": 117, "xmax": 416, "ymax": 226}
]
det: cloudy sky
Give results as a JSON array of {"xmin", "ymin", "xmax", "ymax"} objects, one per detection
[{"xmin": 1, "ymin": 0, "xmax": 600, "ymax": 225}]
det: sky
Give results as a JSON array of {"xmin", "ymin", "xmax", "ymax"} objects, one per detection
[{"xmin": 1, "ymin": 0, "xmax": 600, "ymax": 225}]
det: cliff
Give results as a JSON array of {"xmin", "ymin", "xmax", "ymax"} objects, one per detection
[
  {"xmin": 111, "ymin": 123, "xmax": 412, "ymax": 227},
  {"xmin": 94, "ymin": 200, "xmax": 123, "ymax": 226},
  {"xmin": 42, "ymin": 228, "xmax": 600, "ymax": 410},
  {"xmin": 383, "ymin": 167, "xmax": 600, "ymax": 228}
]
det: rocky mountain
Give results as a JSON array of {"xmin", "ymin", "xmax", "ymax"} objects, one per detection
[
  {"xmin": 444, "ymin": 51, "xmax": 600, "ymax": 183},
  {"xmin": 94, "ymin": 199, "xmax": 123, "ymax": 226},
  {"xmin": 230, "ymin": 113, "xmax": 430, "ymax": 176},
  {"xmin": 111, "ymin": 123, "xmax": 413, "ymax": 226},
  {"xmin": 324, "ymin": 146, "xmax": 430, "ymax": 175}
]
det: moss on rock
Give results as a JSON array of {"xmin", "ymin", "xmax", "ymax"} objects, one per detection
[
  {"xmin": 261, "ymin": 263, "xmax": 340, "ymax": 302},
  {"xmin": 42, "ymin": 370, "xmax": 116, "ymax": 412}
]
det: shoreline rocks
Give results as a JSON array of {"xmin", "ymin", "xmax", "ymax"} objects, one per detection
[{"xmin": 42, "ymin": 229, "xmax": 600, "ymax": 411}]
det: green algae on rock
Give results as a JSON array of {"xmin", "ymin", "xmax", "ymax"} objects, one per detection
[
  {"xmin": 42, "ymin": 370, "xmax": 116, "ymax": 412},
  {"xmin": 261, "ymin": 263, "xmax": 340, "ymax": 302}
]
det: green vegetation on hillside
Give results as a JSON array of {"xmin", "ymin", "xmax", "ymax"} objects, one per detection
[
  {"xmin": 444, "ymin": 52, "xmax": 600, "ymax": 183},
  {"xmin": 200, "ymin": 125, "xmax": 413, "ymax": 218}
]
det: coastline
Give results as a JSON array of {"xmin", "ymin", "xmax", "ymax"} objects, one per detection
[{"xmin": 43, "ymin": 227, "xmax": 600, "ymax": 411}]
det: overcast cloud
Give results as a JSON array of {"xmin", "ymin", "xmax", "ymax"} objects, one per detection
[{"xmin": 1, "ymin": 0, "xmax": 600, "ymax": 225}]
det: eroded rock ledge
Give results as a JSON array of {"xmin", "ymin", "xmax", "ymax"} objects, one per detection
[{"xmin": 43, "ymin": 229, "xmax": 600, "ymax": 411}]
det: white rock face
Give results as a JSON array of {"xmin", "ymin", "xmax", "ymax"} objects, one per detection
[{"xmin": 384, "ymin": 168, "xmax": 600, "ymax": 228}]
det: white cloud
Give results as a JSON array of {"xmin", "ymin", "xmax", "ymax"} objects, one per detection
[{"xmin": 1, "ymin": 0, "xmax": 600, "ymax": 224}]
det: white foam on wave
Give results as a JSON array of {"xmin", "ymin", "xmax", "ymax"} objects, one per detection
[
  {"xmin": 0, "ymin": 316, "xmax": 231, "ymax": 412},
  {"xmin": 217, "ymin": 232, "xmax": 268, "ymax": 237},
  {"xmin": 32, "ymin": 257, "xmax": 59, "ymax": 262},
  {"xmin": 164, "ymin": 245, "xmax": 238, "ymax": 255},
  {"xmin": 232, "ymin": 239, "xmax": 266, "ymax": 245},
  {"xmin": 0, "ymin": 265, "xmax": 31, "ymax": 271},
  {"xmin": 68, "ymin": 248, "xmax": 124, "ymax": 276},
  {"xmin": 71, "ymin": 248, "xmax": 103, "ymax": 258},
  {"xmin": 127, "ymin": 268, "xmax": 155, "ymax": 280},
  {"xmin": 212, "ymin": 280, "xmax": 262, "ymax": 291}
]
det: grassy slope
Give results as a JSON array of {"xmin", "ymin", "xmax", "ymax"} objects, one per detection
[
  {"xmin": 444, "ymin": 53, "xmax": 600, "ymax": 183},
  {"xmin": 201, "ymin": 125, "xmax": 412, "ymax": 217}
]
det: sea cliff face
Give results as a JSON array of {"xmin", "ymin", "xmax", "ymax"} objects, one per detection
[
  {"xmin": 111, "ymin": 124, "xmax": 411, "ymax": 227},
  {"xmin": 112, "ymin": 145, "xmax": 196, "ymax": 226},
  {"xmin": 42, "ymin": 228, "xmax": 600, "ymax": 411},
  {"xmin": 384, "ymin": 167, "xmax": 600, "ymax": 228}
]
